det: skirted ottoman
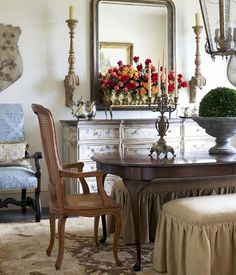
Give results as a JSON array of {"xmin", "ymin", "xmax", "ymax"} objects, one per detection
[{"xmin": 153, "ymin": 193, "xmax": 236, "ymax": 275}]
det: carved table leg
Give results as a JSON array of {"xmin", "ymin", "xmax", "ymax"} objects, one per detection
[
  {"xmin": 100, "ymin": 215, "xmax": 107, "ymax": 243},
  {"xmin": 99, "ymin": 173, "xmax": 107, "ymax": 243},
  {"xmin": 123, "ymin": 179, "xmax": 148, "ymax": 271}
]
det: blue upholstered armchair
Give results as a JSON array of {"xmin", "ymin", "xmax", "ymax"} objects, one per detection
[{"xmin": 0, "ymin": 104, "xmax": 42, "ymax": 222}]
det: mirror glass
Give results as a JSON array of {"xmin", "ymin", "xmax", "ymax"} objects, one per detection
[{"xmin": 91, "ymin": 0, "xmax": 176, "ymax": 109}]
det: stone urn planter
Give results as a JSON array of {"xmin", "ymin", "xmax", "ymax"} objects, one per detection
[
  {"xmin": 192, "ymin": 116, "xmax": 236, "ymax": 154},
  {"xmin": 193, "ymin": 87, "xmax": 236, "ymax": 154}
]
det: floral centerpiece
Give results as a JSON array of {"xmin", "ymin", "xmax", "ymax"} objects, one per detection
[{"xmin": 98, "ymin": 56, "xmax": 188, "ymax": 106}]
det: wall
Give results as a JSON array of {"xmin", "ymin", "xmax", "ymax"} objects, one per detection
[{"xmin": 0, "ymin": 0, "xmax": 235, "ymax": 206}]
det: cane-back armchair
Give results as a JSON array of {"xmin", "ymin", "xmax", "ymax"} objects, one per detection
[{"xmin": 32, "ymin": 103, "xmax": 122, "ymax": 270}]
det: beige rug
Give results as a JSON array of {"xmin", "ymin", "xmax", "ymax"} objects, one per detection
[{"xmin": 0, "ymin": 217, "xmax": 160, "ymax": 275}]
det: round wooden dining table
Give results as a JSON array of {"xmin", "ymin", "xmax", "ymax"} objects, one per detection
[{"xmin": 92, "ymin": 151, "xmax": 236, "ymax": 271}]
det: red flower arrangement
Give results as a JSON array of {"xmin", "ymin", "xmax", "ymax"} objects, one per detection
[{"xmin": 98, "ymin": 56, "xmax": 188, "ymax": 105}]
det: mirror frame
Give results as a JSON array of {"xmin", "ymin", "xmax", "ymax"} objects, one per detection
[{"xmin": 90, "ymin": 0, "xmax": 176, "ymax": 110}]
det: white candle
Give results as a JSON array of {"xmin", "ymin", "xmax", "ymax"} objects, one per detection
[
  {"xmin": 165, "ymin": 67, "xmax": 168, "ymax": 95},
  {"xmin": 148, "ymin": 63, "xmax": 152, "ymax": 97},
  {"xmin": 69, "ymin": 5, "xmax": 76, "ymax": 20},
  {"xmin": 165, "ymin": 52, "xmax": 168, "ymax": 95},
  {"xmin": 157, "ymin": 60, "xmax": 161, "ymax": 96},
  {"xmin": 195, "ymin": 12, "xmax": 201, "ymax": 26},
  {"xmin": 162, "ymin": 49, "xmax": 165, "ymax": 83},
  {"xmin": 174, "ymin": 62, "xmax": 178, "ymax": 97}
]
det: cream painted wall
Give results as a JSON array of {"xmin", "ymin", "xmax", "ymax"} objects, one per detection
[{"xmin": 0, "ymin": 0, "xmax": 235, "ymax": 205}]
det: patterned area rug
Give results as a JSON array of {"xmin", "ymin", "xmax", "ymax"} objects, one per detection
[{"xmin": 0, "ymin": 217, "xmax": 159, "ymax": 275}]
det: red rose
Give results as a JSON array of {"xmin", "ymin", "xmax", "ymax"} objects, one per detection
[
  {"xmin": 133, "ymin": 56, "xmax": 139, "ymax": 63},
  {"xmin": 168, "ymin": 84, "xmax": 175, "ymax": 92},
  {"xmin": 137, "ymin": 64, "xmax": 143, "ymax": 72},
  {"xmin": 145, "ymin": 58, "xmax": 152, "ymax": 66},
  {"xmin": 120, "ymin": 75, "xmax": 129, "ymax": 82},
  {"xmin": 117, "ymin": 60, "xmax": 123, "ymax": 66},
  {"xmin": 108, "ymin": 80, "xmax": 115, "ymax": 88},
  {"xmin": 152, "ymin": 73, "xmax": 158, "ymax": 83},
  {"xmin": 181, "ymin": 81, "xmax": 188, "ymax": 88},
  {"xmin": 168, "ymin": 71, "xmax": 175, "ymax": 81}
]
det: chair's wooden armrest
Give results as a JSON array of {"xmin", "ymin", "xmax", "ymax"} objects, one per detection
[
  {"xmin": 59, "ymin": 170, "xmax": 112, "ymax": 207},
  {"xmin": 62, "ymin": 162, "xmax": 84, "ymax": 172},
  {"xmin": 25, "ymin": 151, "xmax": 42, "ymax": 176}
]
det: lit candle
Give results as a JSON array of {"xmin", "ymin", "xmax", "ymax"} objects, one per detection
[
  {"xmin": 157, "ymin": 60, "xmax": 161, "ymax": 96},
  {"xmin": 174, "ymin": 61, "xmax": 178, "ymax": 97},
  {"xmin": 69, "ymin": 5, "xmax": 76, "ymax": 20},
  {"xmin": 195, "ymin": 12, "xmax": 201, "ymax": 26},
  {"xmin": 148, "ymin": 63, "xmax": 152, "ymax": 97}
]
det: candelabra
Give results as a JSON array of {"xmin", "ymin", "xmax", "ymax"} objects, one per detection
[
  {"xmin": 189, "ymin": 25, "xmax": 206, "ymax": 103},
  {"xmin": 64, "ymin": 18, "xmax": 80, "ymax": 107},
  {"xmin": 148, "ymin": 85, "xmax": 178, "ymax": 158}
]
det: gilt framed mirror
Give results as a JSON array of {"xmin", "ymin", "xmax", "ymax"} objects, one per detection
[{"xmin": 91, "ymin": 0, "xmax": 176, "ymax": 110}]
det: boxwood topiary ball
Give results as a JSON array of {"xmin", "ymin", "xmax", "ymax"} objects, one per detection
[{"xmin": 199, "ymin": 87, "xmax": 236, "ymax": 117}]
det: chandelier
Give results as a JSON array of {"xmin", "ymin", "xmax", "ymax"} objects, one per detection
[{"xmin": 199, "ymin": 0, "xmax": 236, "ymax": 86}]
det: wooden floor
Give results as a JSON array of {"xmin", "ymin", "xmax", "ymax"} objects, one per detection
[{"xmin": 0, "ymin": 207, "xmax": 49, "ymax": 223}]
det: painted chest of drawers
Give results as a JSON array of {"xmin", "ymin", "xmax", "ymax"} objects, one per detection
[{"xmin": 60, "ymin": 118, "xmax": 215, "ymax": 193}]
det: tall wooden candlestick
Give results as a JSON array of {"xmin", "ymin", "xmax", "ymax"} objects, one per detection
[
  {"xmin": 64, "ymin": 17, "xmax": 80, "ymax": 107},
  {"xmin": 189, "ymin": 25, "xmax": 206, "ymax": 103}
]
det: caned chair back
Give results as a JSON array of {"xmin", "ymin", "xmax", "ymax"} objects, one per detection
[{"xmin": 32, "ymin": 104, "xmax": 64, "ymax": 211}]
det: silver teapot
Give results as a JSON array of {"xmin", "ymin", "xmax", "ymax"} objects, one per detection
[{"xmin": 71, "ymin": 98, "xmax": 96, "ymax": 119}]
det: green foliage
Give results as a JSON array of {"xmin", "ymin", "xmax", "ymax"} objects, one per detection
[{"xmin": 199, "ymin": 87, "xmax": 236, "ymax": 117}]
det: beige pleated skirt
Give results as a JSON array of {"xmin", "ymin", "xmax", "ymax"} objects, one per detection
[{"xmin": 153, "ymin": 194, "xmax": 236, "ymax": 275}]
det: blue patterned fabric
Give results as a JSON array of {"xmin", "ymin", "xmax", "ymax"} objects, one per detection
[
  {"xmin": 0, "ymin": 166, "xmax": 37, "ymax": 190},
  {"xmin": 0, "ymin": 104, "xmax": 24, "ymax": 142}
]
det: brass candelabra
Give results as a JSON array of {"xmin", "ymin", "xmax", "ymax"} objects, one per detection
[
  {"xmin": 189, "ymin": 25, "xmax": 206, "ymax": 103},
  {"xmin": 64, "ymin": 19, "xmax": 80, "ymax": 107},
  {"xmin": 149, "ymin": 84, "xmax": 178, "ymax": 158}
]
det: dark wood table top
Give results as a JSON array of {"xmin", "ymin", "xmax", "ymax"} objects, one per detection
[
  {"xmin": 92, "ymin": 151, "xmax": 236, "ymax": 167},
  {"xmin": 91, "ymin": 152, "xmax": 236, "ymax": 180}
]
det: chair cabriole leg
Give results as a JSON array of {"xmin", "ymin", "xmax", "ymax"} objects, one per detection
[
  {"xmin": 55, "ymin": 215, "xmax": 67, "ymax": 270},
  {"xmin": 46, "ymin": 213, "xmax": 56, "ymax": 256},
  {"xmin": 113, "ymin": 209, "xmax": 122, "ymax": 266}
]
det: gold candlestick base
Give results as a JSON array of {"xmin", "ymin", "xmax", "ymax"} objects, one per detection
[{"xmin": 148, "ymin": 92, "xmax": 178, "ymax": 158}]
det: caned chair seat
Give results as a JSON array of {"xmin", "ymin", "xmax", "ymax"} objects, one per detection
[
  {"xmin": 153, "ymin": 193, "xmax": 236, "ymax": 275},
  {"xmin": 65, "ymin": 194, "xmax": 120, "ymax": 210}
]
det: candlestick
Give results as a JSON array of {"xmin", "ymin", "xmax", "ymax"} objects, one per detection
[
  {"xmin": 64, "ymin": 15, "xmax": 79, "ymax": 107},
  {"xmin": 148, "ymin": 90, "xmax": 178, "ymax": 158},
  {"xmin": 69, "ymin": 6, "xmax": 76, "ymax": 20},
  {"xmin": 148, "ymin": 53, "xmax": 178, "ymax": 159},
  {"xmin": 148, "ymin": 63, "xmax": 152, "ymax": 97},
  {"xmin": 189, "ymin": 25, "xmax": 206, "ymax": 103}
]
